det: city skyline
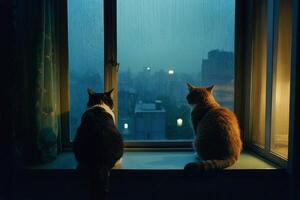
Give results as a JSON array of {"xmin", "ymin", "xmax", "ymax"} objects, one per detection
[{"xmin": 69, "ymin": 49, "xmax": 235, "ymax": 140}]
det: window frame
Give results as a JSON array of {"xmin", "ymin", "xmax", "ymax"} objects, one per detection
[
  {"xmin": 242, "ymin": 0, "xmax": 293, "ymax": 168},
  {"xmin": 58, "ymin": 0, "xmax": 71, "ymax": 150},
  {"xmin": 288, "ymin": 0, "xmax": 300, "ymax": 175},
  {"xmin": 58, "ymin": 0, "xmax": 299, "ymax": 172}
]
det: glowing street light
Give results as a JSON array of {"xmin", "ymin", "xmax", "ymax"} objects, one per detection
[
  {"xmin": 177, "ymin": 118, "xmax": 183, "ymax": 127},
  {"xmin": 124, "ymin": 123, "xmax": 129, "ymax": 129},
  {"xmin": 146, "ymin": 67, "xmax": 151, "ymax": 71},
  {"xmin": 168, "ymin": 69, "xmax": 174, "ymax": 75}
]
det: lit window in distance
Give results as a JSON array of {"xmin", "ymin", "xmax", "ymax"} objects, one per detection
[
  {"xmin": 168, "ymin": 69, "xmax": 174, "ymax": 75},
  {"xmin": 177, "ymin": 118, "xmax": 183, "ymax": 127}
]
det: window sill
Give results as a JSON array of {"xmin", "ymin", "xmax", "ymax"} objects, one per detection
[{"xmin": 29, "ymin": 150, "xmax": 279, "ymax": 170}]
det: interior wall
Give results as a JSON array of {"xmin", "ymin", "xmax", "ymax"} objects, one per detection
[
  {"xmin": 14, "ymin": 170, "xmax": 288, "ymax": 200},
  {"xmin": 0, "ymin": 1, "xmax": 15, "ymax": 200}
]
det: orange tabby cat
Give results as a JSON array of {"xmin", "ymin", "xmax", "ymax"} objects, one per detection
[{"xmin": 185, "ymin": 83, "xmax": 242, "ymax": 171}]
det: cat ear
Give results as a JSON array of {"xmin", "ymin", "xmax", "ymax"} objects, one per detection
[
  {"xmin": 187, "ymin": 83, "xmax": 195, "ymax": 92},
  {"xmin": 106, "ymin": 88, "xmax": 114, "ymax": 98},
  {"xmin": 207, "ymin": 85, "xmax": 215, "ymax": 92},
  {"xmin": 87, "ymin": 88, "xmax": 95, "ymax": 96}
]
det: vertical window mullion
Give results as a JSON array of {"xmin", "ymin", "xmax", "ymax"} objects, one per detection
[
  {"xmin": 104, "ymin": 0, "xmax": 118, "ymax": 122},
  {"xmin": 60, "ymin": 0, "xmax": 71, "ymax": 148},
  {"xmin": 265, "ymin": 0, "xmax": 277, "ymax": 153}
]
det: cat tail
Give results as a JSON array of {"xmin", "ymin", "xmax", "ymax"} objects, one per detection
[
  {"xmin": 88, "ymin": 167, "xmax": 111, "ymax": 200},
  {"xmin": 184, "ymin": 157, "xmax": 237, "ymax": 171}
]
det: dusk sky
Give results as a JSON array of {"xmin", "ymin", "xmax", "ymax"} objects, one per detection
[
  {"xmin": 118, "ymin": 0, "xmax": 235, "ymax": 73},
  {"xmin": 68, "ymin": 0, "xmax": 235, "ymax": 74}
]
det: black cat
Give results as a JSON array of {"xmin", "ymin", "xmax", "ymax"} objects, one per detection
[{"xmin": 73, "ymin": 88, "xmax": 123, "ymax": 200}]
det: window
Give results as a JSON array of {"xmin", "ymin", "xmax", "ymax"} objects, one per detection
[
  {"xmin": 117, "ymin": 0, "xmax": 235, "ymax": 140},
  {"xmin": 250, "ymin": 0, "xmax": 268, "ymax": 149},
  {"xmin": 64, "ymin": 0, "xmax": 293, "ymax": 168},
  {"xmin": 247, "ymin": 0, "xmax": 292, "ymax": 164},
  {"xmin": 66, "ymin": 0, "xmax": 236, "ymax": 143},
  {"xmin": 68, "ymin": 0, "xmax": 104, "ymax": 141},
  {"xmin": 270, "ymin": 0, "xmax": 291, "ymax": 159}
]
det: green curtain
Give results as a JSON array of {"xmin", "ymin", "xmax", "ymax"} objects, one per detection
[
  {"xmin": 14, "ymin": 0, "xmax": 61, "ymax": 164},
  {"xmin": 35, "ymin": 0, "xmax": 61, "ymax": 163}
]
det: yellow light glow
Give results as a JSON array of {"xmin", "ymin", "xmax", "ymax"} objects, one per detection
[{"xmin": 177, "ymin": 118, "xmax": 183, "ymax": 127}]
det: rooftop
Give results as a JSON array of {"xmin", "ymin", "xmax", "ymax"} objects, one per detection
[{"xmin": 135, "ymin": 101, "xmax": 166, "ymax": 113}]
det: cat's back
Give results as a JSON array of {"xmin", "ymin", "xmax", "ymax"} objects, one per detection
[
  {"xmin": 195, "ymin": 106, "xmax": 242, "ymax": 160},
  {"xmin": 197, "ymin": 107, "xmax": 240, "ymax": 136},
  {"xmin": 73, "ymin": 107, "xmax": 123, "ymax": 168}
]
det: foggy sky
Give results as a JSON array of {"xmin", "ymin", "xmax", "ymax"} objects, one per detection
[{"xmin": 68, "ymin": 0, "xmax": 235, "ymax": 74}]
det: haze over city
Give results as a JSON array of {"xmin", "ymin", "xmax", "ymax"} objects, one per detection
[{"xmin": 68, "ymin": 0, "xmax": 235, "ymax": 74}]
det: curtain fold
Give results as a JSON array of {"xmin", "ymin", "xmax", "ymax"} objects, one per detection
[
  {"xmin": 14, "ymin": 0, "xmax": 61, "ymax": 164},
  {"xmin": 35, "ymin": 0, "xmax": 61, "ymax": 163}
]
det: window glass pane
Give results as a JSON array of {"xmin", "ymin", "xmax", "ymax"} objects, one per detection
[
  {"xmin": 250, "ymin": 0, "xmax": 268, "ymax": 148},
  {"xmin": 270, "ymin": 0, "xmax": 292, "ymax": 158},
  {"xmin": 117, "ymin": 0, "xmax": 235, "ymax": 140},
  {"xmin": 68, "ymin": 0, "xmax": 104, "ymax": 141}
]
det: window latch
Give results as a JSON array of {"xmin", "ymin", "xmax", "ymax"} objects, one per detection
[{"xmin": 109, "ymin": 56, "xmax": 119, "ymax": 72}]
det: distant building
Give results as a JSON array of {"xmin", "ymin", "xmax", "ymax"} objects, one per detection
[
  {"xmin": 118, "ymin": 88, "xmax": 136, "ymax": 117},
  {"xmin": 201, "ymin": 50, "xmax": 234, "ymax": 86},
  {"xmin": 167, "ymin": 76, "xmax": 182, "ymax": 105},
  {"xmin": 201, "ymin": 50, "xmax": 234, "ymax": 109},
  {"xmin": 134, "ymin": 100, "xmax": 166, "ymax": 140},
  {"xmin": 118, "ymin": 88, "xmax": 137, "ymax": 138},
  {"xmin": 118, "ymin": 69, "xmax": 137, "ymax": 138}
]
